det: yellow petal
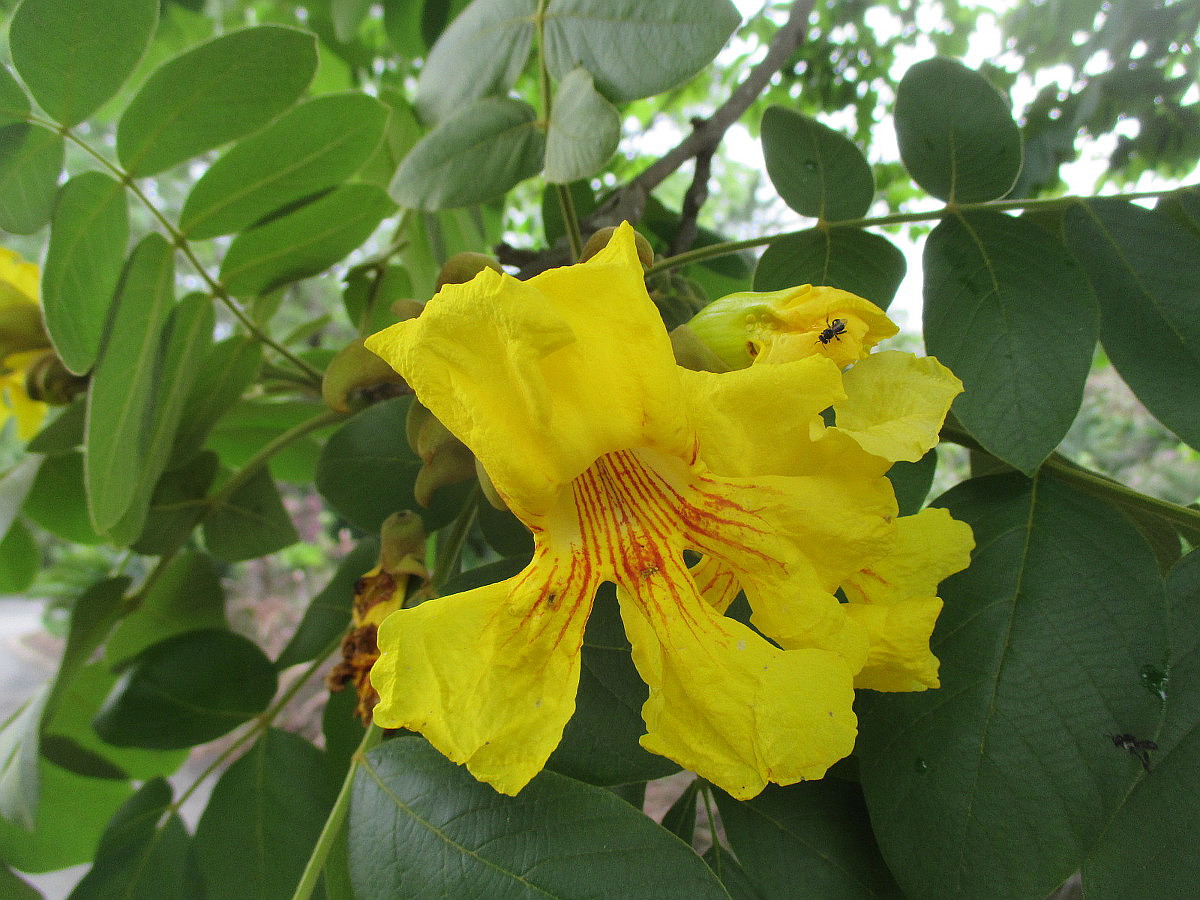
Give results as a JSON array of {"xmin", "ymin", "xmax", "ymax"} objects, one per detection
[
  {"xmin": 617, "ymin": 555, "xmax": 857, "ymax": 800},
  {"xmin": 678, "ymin": 355, "xmax": 845, "ymax": 478},
  {"xmin": 0, "ymin": 248, "xmax": 40, "ymax": 308},
  {"xmin": 0, "ymin": 361, "xmax": 46, "ymax": 441},
  {"xmin": 833, "ymin": 350, "xmax": 963, "ymax": 462},
  {"xmin": 366, "ymin": 223, "xmax": 690, "ymax": 520},
  {"xmin": 844, "ymin": 597, "xmax": 943, "ymax": 691},
  {"xmin": 842, "ymin": 507, "xmax": 974, "ymax": 607},
  {"xmin": 621, "ymin": 446, "xmax": 880, "ymax": 666},
  {"xmin": 370, "ymin": 555, "xmax": 596, "ymax": 795},
  {"xmin": 688, "ymin": 554, "xmax": 741, "ymax": 614}
]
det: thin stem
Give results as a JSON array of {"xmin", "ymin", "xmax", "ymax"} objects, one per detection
[
  {"xmin": 203, "ymin": 408, "xmax": 344, "ymax": 516},
  {"xmin": 591, "ymin": 0, "xmax": 814, "ymax": 229},
  {"xmin": 291, "ymin": 723, "xmax": 383, "ymax": 900},
  {"xmin": 531, "ymin": 0, "xmax": 583, "ymax": 260},
  {"xmin": 173, "ymin": 633, "xmax": 344, "ymax": 811},
  {"xmin": 645, "ymin": 184, "xmax": 1196, "ymax": 277},
  {"xmin": 556, "ymin": 183, "xmax": 583, "ymax": 261},
  {"xmin": 44, "ymin": 118, "xmax": 323, "ymax": 387},
  {"xmin": 1043, "ymin": 454, "xmax": 1200, "ymax": 532},
  {"xmin": 940, "ymin": 423, "xmax": 1200, "ymax": 532}
]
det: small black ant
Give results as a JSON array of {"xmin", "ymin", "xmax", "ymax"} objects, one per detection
[
  {"xmin": 816, "ymin": 317, "xmax": 847, "ymax": 345},
  {"xmin": 1106, "ymin": 732, "xmax": 1158, "ymax": 773}
]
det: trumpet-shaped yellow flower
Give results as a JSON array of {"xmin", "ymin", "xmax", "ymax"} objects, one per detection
[
  {"xmin": 0, "ymin": 248, "xmax": 49, "ymax": 440},
  {"xmin": 365, "ymin": 223, "xmax": 971, "ymax": 799}
]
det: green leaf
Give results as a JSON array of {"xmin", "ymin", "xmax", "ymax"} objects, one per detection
[
  {"xmin": 0, "ymin": 866, "xmax": 38, "ymax": 900},
  {"xmin": 857, "ymin": 472, "xmax": 1169, "ymax": 899},
  {"xmin": 172, "ymin": 336, "xmax": 263, "ymax": 464},
  {"xmin": 205, "ymin": 399, "xmax": 328, "ymax": 484},
  {"xmin": 1080, "ymin": 549, "xmax": 1200, "ymax": 897},
  {"xmin": 0, "ymin": 687, "xmax": 48, "ymax": 830},
  {"xmin": 315, "ymin": 396, "xmax": 470, "ymax": 533},
  {"xmin": 93, "ymin": 629, "xmax": 278, "ymax": 750},
  {"xmin": 0, "ymin": 755, "xmax": 131, "ymax": 874},
  {"xmin": 358, "ymin": 87, "xmax": 423, "ymax": 189},
  {"xmin": 129, "ymin": 450, "xmax": 218, "ymax": 557},
  {"xmin": 886, "ymin": 450, "xmax": 938, "ymax": 518},
  {"xmin": 703, "ymin": 844, "xmax": 760, "ymax": 900},
  {"xmin": 760, "ymin": 106, "xmax": 874, "ymax": 221},
  {"xmin": 42, "ymin": 171, "xmax": 129, "ymax": 374},
  {"xmin": 548, "ymin": 586, "xmax": 679, "ymax": 786},
  {"xmin": 754, "ymin": 227, "xmax": 906, "ymax": 310},
  {"xmin": 0, "ymin": 576, "xmax": 128, "ymax": 829},
  {"xmin": 477, "ymin": 500, "xmax": 534, "ymax": 558},
  {"xmin": 22, "ymin": 451, "xmax": 105, "ymax": 544},
  {"xmin": 332, "ymin": 0, "xmax": 375, "ymax": 42},
  {"xmin": 543, "ymin": 66, "xmax": 620, "ymax": 183},
  {"xmin": 44, "ymin": 662, "xmax": 188, "ymax": 783},
  {"xmin": 40, "ymin": 735, "xmax": 127, "ymax": 781},
  {"xmin": 86, "ymin": 234, "xmax": 176, "ymax": 534},
  {"xmin": 0, "ymin": 453, "xmax": 42, "ymax": 542},
  {"xmin": 107, "ymin": 294, "xmax": 215, "ymax": 546},
  {"xmin": 26, "ymin": 398, "xmax": 85, "ymax": 454},
  {"xmin": 202, "ymin": 466, "xmax": 299, "ymax": 562},
  {"xmin": 714, "ymin": 780, "xmax": 904, "ymax": 898},
  {"xmin": 275, "ymin": 537, "xmax": 379, "ymax": 670},
  {"xmin": 68, "ymin": 778, "xmax": 203, "ymax": 900},
  {"xmin": 439, "ymin": 556, "xmax": 529, "ymax": 596},
  {"xmin": 660, "ymin": 779, "xmax": 699, "ymax": 843},
  {"xmin": 9, "ymin": 0, "xmax": 157, "ymax": 127},
  {"xmin": 923, "ymin": 211, "xmax": 1097, "ymax": 473},
  {"xmin": 350, "ymin": 736, "xmax": 730, "ymax": 898},
  {"xmin": 543, "ymin": 0, "xmax": 741, "ymax": 104},
  {"xmin": 413, "ymin": 0, "xmax": 536, "ymax": 123},
  {"xmin": 343, "ymin": 263, "xmax": 413, "ymax": 335},
  {"xmin": 48, "ymin": 577, "xmax": 131, "ymax": 716},
  {"xmin": 117, "ymin": 25, "xmax": 318, "ymax": 176},
  {"xmin": 1064, "ymin": 199, "xmax": 1200, "ymax": 451},
  {"xmin": 322, "ymin": 683, "xmax": 363, "ymax": 778},
  {"xmin": 106, "ymin": 552, "xmax": 226, "ymax": 667},
  {"xmin": 0, "ymin": 123, "xmax": 63, "ymax": 234},
  {"xmin": 0, "ymin": 519, "xmax": 37, "ymax": 593},
  {"xmin": 542, "ymin": 179, "xmax": 596, "ymax": 247},
  {"xmin": 390, "ymin": 97, "xmax": 545, "ymax": 210},
  {"xmin": 0, "ymin": 65, "xmax": 30, "ymax": 129},
  {"xmin": 180, "ymin": 92, "xmax": 390, "ymax": 239},
  {"xmin": 894, "ymin": 58, "xmax": 1022, "ymax": 203},
  {"xmin": 193, "ymin": 729, "xmax": 336, "ymax": 900},
  {"xmin": 219, "ymin": 184, "xmax": 394, "ymax": 297}
]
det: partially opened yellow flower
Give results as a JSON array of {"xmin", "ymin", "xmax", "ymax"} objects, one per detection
[
  {"xmin": 0, "ymin": 248, "xmax": 50, "ymax": 440},
  {"xmin": 365, "ymin": 223, "xmax": 971, "ymax": 799}
]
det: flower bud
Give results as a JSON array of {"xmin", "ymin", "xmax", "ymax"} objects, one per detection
[
  {"xmin": 405, "ymin": 400, "xmax": 477, "ymax": 507},
  {"xmin": 436, "ymin": 252, "xmax": 504, "ymax": 291},
  {"xmin": 682, "ymin": 284, "xmax": 899, "ymax": 369},
  {"xmin": 326, "ymin": 512, "xmax": 430, "ymax": 723},
  {"xmin": 581, "ymin": 227, "xmax": 655, "ymax": 266},
  {"xmin": 322, "ymin": 337, "xmax": 409, "ymax": 413},
  {"xmin": 23, "ymin": 350, "xmax": 88, "ymax": 405}
]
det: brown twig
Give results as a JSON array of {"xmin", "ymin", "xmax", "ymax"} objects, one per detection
[
  {"xmin": 587, "ymin": 0, "xmax": 815, "ymax": 232},
  {"xmin": 670, "ymin": 118, "xmax": 716, "ymax": 256},
  {"xmin": 501, "ymin": 0, "xmax": 815, "ymax": 276}
]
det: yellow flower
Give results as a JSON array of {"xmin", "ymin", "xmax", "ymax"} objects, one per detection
[
  {"xmin": 683, "ymin": 283, "xmax": 898, "ymax": 370},
  {"xmin": 365, "ymin": 223, "xmax": 971, "ymax": 799},
  {"xmin": 0, "ymin": 248, "xmax": 50, "ymax": 440}
]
